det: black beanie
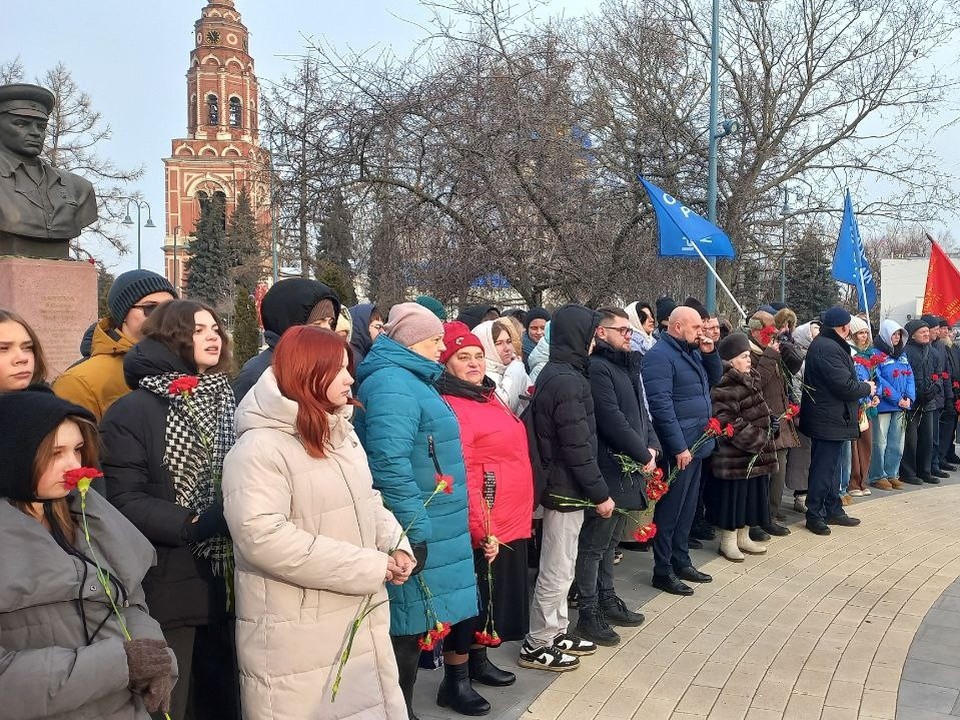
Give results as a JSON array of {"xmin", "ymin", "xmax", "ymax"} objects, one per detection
[
  {"xmin": 525, "ymin": 307, "xmax": 551, "ymax": 327},
  {"xmin": 682, "ymin": 297, "xmax": 710, "ymax": 321},
  {"xmin": 904, "ymin": 319, "xmax": 929, "ymax": 337},
  {"xmin": 656, "ymin": 296, "xmax": 677, "ymax": 325},
  {"xmin": 719, "ymin": 331, "xmax": 751, "ymax": 361},
  {"xmin": 107, "ymin": 269, "xmax": 176, "ymax": 325},
  {"xmin": 0, "ymin": 388, "xmax": 95, "ymax": 502}
]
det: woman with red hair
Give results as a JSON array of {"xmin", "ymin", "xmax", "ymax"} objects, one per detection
[{"xmin": 222, "ymin": 326, "xmax": 415, "ymax": 720}]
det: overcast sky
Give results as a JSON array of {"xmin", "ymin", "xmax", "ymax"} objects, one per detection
[{"xmin": 2, "ymin": 0, "xmax": 957, "ymax": 276}]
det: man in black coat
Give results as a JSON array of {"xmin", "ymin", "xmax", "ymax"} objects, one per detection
[
  {"xmin": 900, "ymin": 319, "xmax": 940, "ymax": 484},
  {"xmin": 522, "ymin": 304, "xmax": 611, "ymax": 671},
  {"xmin": 799, "ymin": 306, "xmax": 874, "ymax": 535},
  {"xmin": 642, "ymin": 306, "xmax": 722, "ymax": 596},
  {"xmin": 929, "ymin": 316, "xmax": 958, "ymax": 475},
  {"xmin": 573, "ymin": 308, "xmax": 658, "ymax": 646}
]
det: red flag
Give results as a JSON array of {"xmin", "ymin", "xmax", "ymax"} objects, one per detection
[{"xmin": 922, "ymin": 240, "xmax": 960, "ymax": 324}]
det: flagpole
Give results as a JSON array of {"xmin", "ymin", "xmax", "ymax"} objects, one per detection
[
  {"xmin": 685, "ymin": 238, "xmax": 747, "ymax": 321},
  {"xmin": 846, "ymin": 189, "xmax": 873, "ymax": 339}
]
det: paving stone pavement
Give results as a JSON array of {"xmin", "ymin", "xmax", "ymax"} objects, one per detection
[{"xmin": 417, "ymin": 475, "xmax": 960, "ymax": 720}]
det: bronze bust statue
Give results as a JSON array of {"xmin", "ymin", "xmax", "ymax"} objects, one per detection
[{"xmin": 0, "ymin": 84, "xmax": 97, "ymax": 259}]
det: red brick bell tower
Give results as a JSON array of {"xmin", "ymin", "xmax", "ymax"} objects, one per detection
[{"xmin": 162, "ymin": 0, "xmax": 271, "ymax": 293}]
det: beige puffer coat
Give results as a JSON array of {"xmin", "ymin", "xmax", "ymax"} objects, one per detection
[{"xmin": 222, "ymin": 368, "xmax": 410, "ymax": 720}]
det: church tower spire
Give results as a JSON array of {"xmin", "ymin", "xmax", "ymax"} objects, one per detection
[{"xmin": 162, "ymin": 0, "xmax": 271, "ymax": 292}]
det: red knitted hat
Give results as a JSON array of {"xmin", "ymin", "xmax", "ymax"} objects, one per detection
[{"xmin": 440, "ymin": 321, "xmax": 484, "ymax": 365}]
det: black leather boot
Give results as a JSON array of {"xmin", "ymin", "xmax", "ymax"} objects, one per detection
[
  {"xmin": 468, "ymin": 647, "xmax": 516, "ymax": 686},
  {"xmin": 437, "ymin": 662, "xmax": 491, "ymax": 716},
  {"xmin": 391, "ymin": 634, "xmax": 421, "ymax": 720}
]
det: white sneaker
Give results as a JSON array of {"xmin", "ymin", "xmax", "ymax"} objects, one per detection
[
  {"xmin": 849, "ymin": 489, "xmax": 864, "ymax": 497},
  {"xmin": 861, "ymin": 488, "xmax": 872, "ymax": 495}
]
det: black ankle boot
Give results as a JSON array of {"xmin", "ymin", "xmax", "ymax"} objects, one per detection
[
  {"xmin": 437, "ymin": 662, "xmax": 491, "ymax": 716},
  {"xmin": 391, "ymin": 634, "xmax": 421, "ymax": 720},
  {"xmin": 468, "ymin": 647, "xmax": 516, "ymax": 686}
]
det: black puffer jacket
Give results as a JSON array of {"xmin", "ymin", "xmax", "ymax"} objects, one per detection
[
  {"xmin": 233, "ymin": 279, "xmax": 340, "ymax": 401},
  {"xmin": 102, "ymin": 338, "xmax": 229, "ymax": 628},
  {"xmin": 799, "ymin": 327, "xmax": 872, "ymax": 441},
  {"xmin": 457, "ymin": 304, "xmax": 499, "ymax": 329},
  {"xmin": 530, "ymin": 304, "xmax": 608, "ymax": 511},
  {"xmin": 349, "ymin": 302, "xmax": 377, "ymax": 364},
  {"xmin": 589, "ymin": 342, "xmax": 661, "ymax": 509},
  {"xmin": 710, "ymin": 366, "xmax": 778, "ymax": 479},
  {"xmin": 904, "ymin": 339, "xmax": 940, "ymax": 411}
]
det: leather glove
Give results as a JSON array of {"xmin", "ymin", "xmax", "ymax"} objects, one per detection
[
  {"xmin": 769, "ymin": 415, "xmax": 781, "ymax": 437},
  {"xmin": 409, "ymin": 542, "xmax": 428, "ymax": 576},
  {"xmin": 124, "ymin": 638, "xmax": 172, "ymax": 686},
  {"xmin": 182, "ymin": 501, "xmax": 229, "ymax": 543}
]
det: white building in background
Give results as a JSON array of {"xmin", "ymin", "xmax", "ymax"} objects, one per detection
[{"xmin": 878, "ymin": 255, "xmax": 960, "ymax": 324}]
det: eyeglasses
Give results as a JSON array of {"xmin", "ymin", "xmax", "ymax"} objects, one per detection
[
  {"xmin": 132, "ymin": 303, "xmax": 160, "ymax": 317},
  {"xmin": 371, "ymin": 322, "xmax": 384, "ymax": 330},
  {"xmin": 601, "ymin": 326, "xmax": 633, "ymax": 337}
]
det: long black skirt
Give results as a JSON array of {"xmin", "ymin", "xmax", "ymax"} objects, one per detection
[
  {"xmin": 474, "ymin": 538, "xmax": 530, "ymax": 642},
  {"xmin": 705, "ymin": 473, "xmax": 770, "ymax": 530}
]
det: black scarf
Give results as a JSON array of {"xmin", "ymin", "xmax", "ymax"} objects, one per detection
[{"xmin": 435, "ymin": 371, "xmax": 496, "ymax": 402}]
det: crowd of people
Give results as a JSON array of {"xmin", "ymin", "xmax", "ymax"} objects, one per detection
[{"xmin": 0, "ymin": 268, "xmax": 955, "ymax": 720}]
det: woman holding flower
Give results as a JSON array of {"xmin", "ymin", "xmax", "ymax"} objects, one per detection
[
  {"xmin": 100, "ymin": 300, "xmax": 239, "ymax": 720},
  {"xmin": 707, "ymin": 333, "xmax": 777, "ymax": 562},
  {"xmin": 354, "ymin": 303, "xmax": 478, "ymax": 719},
  {"xmin": 0, "ymin": 388, "xmax": 175, "ymax": 719},
  {"xmin": 437, "ymin": 321, "xmax": 532, "ymax": 694},
  {"xmin": 869, "ymin": 320, "xmax": 914, "ymax": 490},
  {"xmin": 222, "ymin": 326, "xmax": 414, "ymax": 719},
  {"xmin": 847, "ymin": 316, "xmax": 882, "ymax": 498}
]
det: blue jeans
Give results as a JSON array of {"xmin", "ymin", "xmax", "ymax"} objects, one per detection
[
  {"xmin": 839, "ymin": 441, "xmax": 852, "ymax": 495},
  {"xmin": 869, "ymin": 412, "xmax": 905, "ymax": 481}
]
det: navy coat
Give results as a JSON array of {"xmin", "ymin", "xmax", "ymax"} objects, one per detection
[{"xmin": 799, "ymin": 327, "xmax": 872, "ymax": 441}]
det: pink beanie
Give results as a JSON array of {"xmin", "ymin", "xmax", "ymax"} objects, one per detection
[{"xmin": 385, "ymin": 302, "xmax": 445, "ymax": 348}]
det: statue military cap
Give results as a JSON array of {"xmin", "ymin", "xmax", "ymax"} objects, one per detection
[{"xmin": 0, "ymin": 84, "xmax": 55, "ymax": 119}]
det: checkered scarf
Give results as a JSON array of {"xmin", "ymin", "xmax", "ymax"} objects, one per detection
[{"xmin": 140, "ymin": 371, "xmax": 236, "ymax": 577}]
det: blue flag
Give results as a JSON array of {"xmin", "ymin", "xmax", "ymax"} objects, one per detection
[
  {"xmin": 832, "ymin": 189, "xmax": 876, "ymax": 311},
  {"xmin": 639, "ymin": 177, "xmax": 736, "ymax": 259}
]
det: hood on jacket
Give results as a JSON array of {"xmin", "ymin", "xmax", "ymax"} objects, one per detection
[
  {"xmin": 793, "ymin": 322, "xmax": 817, "ymax": 350},
  {"xmin": 349, "ymin": 303, "xmax": 377, "ymax": 359},
  {"xmin": 235, "ymin": 367, "xmax": 353, "ymax": 445},
  {"xmin": 456, "ymin": 304, "xmax": 499, "ymax": 329},
  {"xmin": 355, "ymin": 334, "xmax": 443, "ymax": 386},
  {"xmin": 879, "ymin": 319, "xmax": 905, "ymax": 355},
  {"xmin": 123, "ymin": 337, "xmax": 195, "ymax": 389},
  {"xmin": 79, "ymin": 321, "xmax": 97, "ymax": 358},
  {"xmin": 259, "ymin": 279, "xmax": 341, "ymax": 342},
  {"xmin": 549, "ymin": 304, "xmax": 601, "ymax": 372},
  {"xmin": 90, "ymin": 316, "xmax": 134, "ymax": 358}
]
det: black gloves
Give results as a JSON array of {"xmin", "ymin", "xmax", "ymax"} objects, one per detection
[{"xmin": 182, "ymin": 501, "xmax": 230, "ymax": 543}]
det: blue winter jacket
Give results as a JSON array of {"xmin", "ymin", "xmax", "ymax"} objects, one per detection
[
  {"xmin": 354, "ymin": 335, "xmax": 478, "ymax": 635},
  {"xmin": 641, "ymin": 332, "xmax": 723, "ymax": 459},
  {"xmin": 874, "ymin": 320, "xmax": 916, "ymax": 413}
]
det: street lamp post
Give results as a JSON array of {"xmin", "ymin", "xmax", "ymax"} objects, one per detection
[
  {"xmin": 780, "ymin": 188, "xmax": 792, "ymax": 304},
  {"xmin": 172, "ymin": 225, "xmax": 182, "ymax": 296},
  {"xmin": 120, "ymin": 197, "xmax": 156, "ymax": 270}
]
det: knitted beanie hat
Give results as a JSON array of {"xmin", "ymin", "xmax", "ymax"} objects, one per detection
[
  {"xmin": 385, "ymin": 302, "xmax": 445, "ymax": 348},
  {"xmin": 822, "ymin": 306, "xmax": 852, "ymax": 328},
  {"xmin": 439, "ymin": 321, "xmax": 484, "ymax": 365},
  {"xmin": 107, "ymin": 269, "xmax": 175, "ymax": 325},
  {"xmin": 0, "ymin": 387, "xmax": 95, "ymax": 502},
  {"xmin": 719, "ymin": 331, "xmax": 752, "ymax": 361},
  {"xmin": 848, "ymin": 316, "xmax": 869, "ymax": 336},
  {"xmin": 415, "ymin": 295, "xmax": 448, "ymax": 321}
]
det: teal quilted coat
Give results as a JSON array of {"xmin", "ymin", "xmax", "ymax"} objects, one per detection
[{"xmin": 354, "ymin": 336, "xmax": 478, "ymax": 635}]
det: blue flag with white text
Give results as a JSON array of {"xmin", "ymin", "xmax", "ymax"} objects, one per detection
[
  {"xmin": 639, "ymin": 177, "xmax": 736, "ymax": 259},
  {"xmin": 832, "ymin": 189, "xmax": 876, "ymax": 311}
]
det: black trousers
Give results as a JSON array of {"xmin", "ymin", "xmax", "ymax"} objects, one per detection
[
  {"xmin": 652, "ymin": 459, "xmax": 702, "ymax": 576},
  {"xmin": 931, "ymin": 408, "xmax": 944, "ymax": 470},
  {"xmin": 939, "ymin": 409, "xmax": 958, "ymax": 464},
  {"xmin": 162, "ymin": 621, "xmax": 240, "ymax": 720},
  {"xmin": 901, "ymin": 409, "xmax": 935, "ymax": 480},
  {"xmin": 806, "ymin": 439, "xmax": 845, "ymax": 523}
]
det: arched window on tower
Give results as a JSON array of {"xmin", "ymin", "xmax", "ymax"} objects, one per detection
[
  {"xmin": 207, "ymin": 94, "xmax": 219, "ymax": 125},
  {"xmin": 229, "ymin": 97, "xmax": 242, "ymax": 128},
  {"xmin": 189, "ymin": 94, "xmax": 197, "ymax": 129}
]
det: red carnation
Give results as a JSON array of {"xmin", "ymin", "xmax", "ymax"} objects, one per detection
[
  {"xmin": 892, "ymin": 369, "xmax": 901, "ymax": 378},
  {"xmin": 944, "ymin": 372, "xmax": 951, "ymax": 379},
  {"xmin": 854, "ymin": 356, "xmax": 872, "ymax": 368},
  {"xmin": 932, "ymin": 373, "xmax": 941, "ymax": 381},
  {"xmin": 954, "ymin": 381, "xmax": 960, "ymax": 390},
  {"xmin": 435, "ymin": 473, "xmax": 454, "ymax": 494},
  {"xmin": 873, "ymin": 352, "xmax": 888, "ymax": 365},
  {"xmin": 706, "ymin": 417, "xmax": 723, "ymax": 436},
  {"xmin": 955, "ymin": 399, "xmax": 960, "ymax": 413},
  {"xmin": 63, "ymin": 467, "xmax": 104, "ymax": 491},
  {"xmin": 651, "ymin": 467, "xmax": 665, "ymax": 482},
  {"xmin": 418, "ymin": 634, "xmax": 437, "ymax": 651},
  {"xmin": 632, "ymin": 522, "xmax": 657, "ymax": 543},
  {"xmin": 724, "ymin": 423, "xmax": 735, "ymax": 438},
  {"xmin": 758, "ymin": 325, "xmax": 777, "ymax": 345},
  {"xmin": 168, "ymin": 376, "xmax": 199, "ymax": 396},
  {"xmin": 883, "ymin": 387, "xmax": 892, "ymax": 398}
]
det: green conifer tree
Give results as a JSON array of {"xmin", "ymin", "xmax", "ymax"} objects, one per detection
[
  {"xmin": 232, "ymin": 291, "xmax": 261, "ymax": 369},
  {"xmin": 186, "ymin": 194, "xmax": 231, "ymax": 307},
  {"xmin": 785, "ymin": 226, "xmax": 839, "ymax": 321}
]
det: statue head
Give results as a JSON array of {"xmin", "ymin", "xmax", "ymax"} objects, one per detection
[{"xmin": 0, "ymin": 84, "xmax": 55, "ymax": 161}]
